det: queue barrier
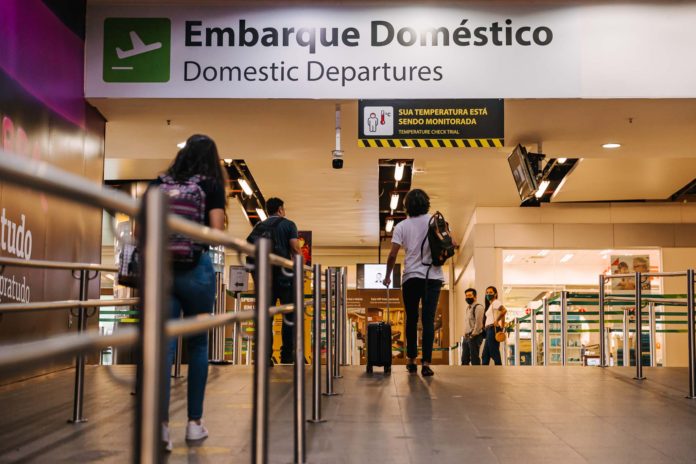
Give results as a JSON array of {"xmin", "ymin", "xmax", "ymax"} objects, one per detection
[{"xmin": 0, "ymin": 148, "xmax": 351, "ymax": 463}]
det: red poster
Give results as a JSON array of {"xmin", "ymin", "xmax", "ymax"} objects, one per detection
[{"xmin": 298, "ymin": 231, "xmax": 312, "ymax": 266}]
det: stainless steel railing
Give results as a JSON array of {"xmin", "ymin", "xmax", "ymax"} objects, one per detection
[{"xmin": 0, "ymin": 149, "xmax": 347, "ymax": 463}]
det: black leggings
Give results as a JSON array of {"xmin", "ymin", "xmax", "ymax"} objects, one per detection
[{"xmin": 402, "ymin": 278, "xmax": 442, "ymax": 363}]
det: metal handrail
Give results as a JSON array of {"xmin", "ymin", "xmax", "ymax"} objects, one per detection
[
  {"xmin": 605, "ymin": 296, "xmax": 686, "ymax": 305},
  {"xmin": 0, "ymin": 256, "xmax": 117, "ymax": 272},
  {"xmin": 0, "ymin": 298, "xmax": 138, "ymax": 313}
]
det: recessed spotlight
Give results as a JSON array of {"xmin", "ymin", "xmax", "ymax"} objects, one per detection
[
  {"xmin": 560, "ymin": 253, "xmax": 574, "ymax": 263},
  {"xmin": 535, "ymin": 180, "xmax": 550, "ymax": 199},
  {"xmin": 602, "ymin": 143, "xmax": 621, "ymax": 149},
  {"xmin": 177, "ymin": 141, "xmax": 186, "ymax": 149}
]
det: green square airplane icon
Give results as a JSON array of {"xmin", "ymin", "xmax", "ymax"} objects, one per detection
[{"xmin": 103, "ymin": 18, "xmax": 171, "ymax": 83}]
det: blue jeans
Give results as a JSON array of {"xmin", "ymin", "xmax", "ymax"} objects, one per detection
[
  {"xmin": 482, "ymin": 325, "xmax": 503, "ymax": 365},
  {"xmin": 163, "ymin": 253, "xmax": 216, "ymax": 421}
]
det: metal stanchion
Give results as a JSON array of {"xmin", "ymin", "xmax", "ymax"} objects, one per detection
[
  {"xmin": 135, "ymin": 188, "xmax": 169, "ymax": 464},
  {"xmin": 531, "ymin": 307, "xmax": 537, "ymax": 366},
  {"xmin": 687, "ymin": 269, "xmax": 695, "ymax": 399},
  {"xmin": 341, "ymin": 267, "xmax": 348, "ymax": 366},
  {"xmin": 648, "ymin": 302, "xmax": 656, "ymax": 367},
  {"xmin": 172, "ymin": 334, "xmax": 183, "ymax": 378},
  {"xmin": 323, "ymin": 269, "xmax": 338, "ymax": 396},
  {"xmin": 232, "ymin": 292, "xmax": 242, "ymax": 365},
  {"xmin": 459, "ymin": 335, "xmax": 465, "ymax": 366},
  {"xmin": 210, "ymin": 276, "xmax": 230, "ymax": 364},
  {"xmin": 604, "ymin": 327, "xmax": 611, "ymax": 367},
  {"xmin": 253, "ymin": 238, "xmax": 272, "ymax": 464},
  {"xmin": 309, "ymin": 264, "xmax": 326, "ymax": 423},
  {"xmin": 293, "ymin": 255, "xmax": 306, "ymax": 464},
  {"xmin": 68, "ymin": 269, "xmax": 89, "ymax": 424},
  {"xmin": 514, "ymin": 318, "xmax": 521, "ymax": 366},
  {"xmin": 543, "ymin": 298, "xmax": 550, "ymax": 366},
  {"xmin": 634, "ymin": 272, "xmax": 645, "ymax": 380},
  {"xmin": 599, "ymin": 276, "xmax": 607, "ymax": 367},
  {"xmin": 561, "ymin": 291, "xmax": 567, "ymax": 367},
  {"xmin": 623, "ymin": 308, "xmax": 630, "ymax": 368},
  {"xmin": 333, "ymin": 269, "xmax": 342, "ymax": 379}
]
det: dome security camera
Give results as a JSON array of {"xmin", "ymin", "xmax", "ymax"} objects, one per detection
[{"xmin": 332, "ymin": 149, "xmax": 344, "ymax": 169}]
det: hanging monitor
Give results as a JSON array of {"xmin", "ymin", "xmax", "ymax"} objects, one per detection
[
  {"xmin": 508, "ymin": 144, "xmax": 539, "ymax": 202},
  {"xmin": 357, "ymin": 263, "xmax": 401, "ymax": 289}
]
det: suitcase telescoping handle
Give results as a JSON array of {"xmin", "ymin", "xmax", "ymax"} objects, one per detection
[{"xmin": 386, "ymin": 285, "xmax": 390, "ymax": 323}]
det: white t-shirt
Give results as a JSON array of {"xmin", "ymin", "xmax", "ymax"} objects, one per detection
[
  {"xmin": 392, "ymin": 214, "xmax": 445, "ymax": 283},
  {"xmin": 485, "ymin": 299, "xmax": 503, "ymax": 326}
]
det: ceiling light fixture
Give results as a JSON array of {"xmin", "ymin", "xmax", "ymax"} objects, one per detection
[
  {"xmin": 602, "ymin": 143, "xmax": 621, "ymax": 149},
  {"xmin": 504, "ymin": 254, "xmax": 515, "ymax": 263},
  {"xmin": 538, "ymin": 249, "xmax": 550, "ymax": 257},
  {"xmin": 238, "ymin": 178, "xmax": 253, "ymax": 196},
  {"xmin": 385, "ymin": 219, "xmax": 394, "ymax": 233},
  {"xmin": 394, "ymin": 163, "xmax": 405, "ymax": 181},
  {"xmin": 256, "ymin": 208, "xmax": 267, "ymax": 221},
  {"xmin": 557, "ymin": 158, "xmax": 567, "ymax": 164},
  {"xmin": 390, "ymin": 193, "xmax": 399, "ymax": 210},
  {"xmin": 560, "ymin": 253, "xmax": 574, "ymax": 263},
  {"xmin": 177, "ymin": 141, "xmax": 186, "ymax": 149},
  {"xmin": 223, "ymin": 158, "xmax": 233, "ymax": 165},
  {"xmin": 535, "ymin": 180, "xmax": 550, "ymax": 199}
]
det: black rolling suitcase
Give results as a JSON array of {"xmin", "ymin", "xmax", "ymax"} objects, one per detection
[{"xmin": 366, "ymin": 287, "xmax": 392, "ymax": 374}]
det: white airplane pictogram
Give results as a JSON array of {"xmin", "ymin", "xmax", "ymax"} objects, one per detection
[{"xmin": 116, "ymin": 31, "xmax": 162, "ymax": 59}]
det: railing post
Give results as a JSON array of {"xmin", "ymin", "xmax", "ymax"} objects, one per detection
[
  {"xmin": 292, "ymin": 255, "xmax": 306, "ymax": 464},
  {"xmin": 561, "ymin": 291, "xmax": 567, "ymax": 367},
  {"xmin": 543, "ymin": 298, "xmax": 549, "ymax": 366},
  {"xmin": 135, "ymin": 187, "xmax": 169, "ymax": 464},
  {"xmin": 459, "ymin": 335, "xmax": 465, "ymax": 366},
  {"xmin": 687, "ymin": 269, "xmax": 695, "ymax": 398},
  {"xmin": 634, "ymin": 272, "xmax": 645, "ymax": 380},
  {"xmin": 172, "ymin": 334, "xmax": 183, "ymax": 378},
  {"xmin": 599, "ymin": 276, "xmax": 607, "ymax": 367},
  {"xmin": 623, "ymin": 308, "xmax": 630, "ymax": 368},
  {"xmin": 323, "ymin": 269, "xmax": 337, "ymax": 396},
  {"xmin": 309, "ymin": 264, "xmax": 326, "ymax": 423},
  {"xmin": 68, "ymin": 269, "xmax": 89, "ymax": 423},
  {"xmin": 514, "ymin": 318, "xmax": 521, "ymax": 366},
  {"xmin": 252, "ymin": 237, "xmax": 272, "ymax": 464},
  {"xmin": 341, "ymin": 267, "xmax": 348, "ymax": 366},
  {"xmin": 530, "ymin": 308, "xmax": 537, "ymax": 366},
  {"xmin": 333, "ymin": 269, "xmax": 342, "ymax": 379},
  {"xmin": 648, "ymin": 302, "xmax": 656, "ymax": 368}
]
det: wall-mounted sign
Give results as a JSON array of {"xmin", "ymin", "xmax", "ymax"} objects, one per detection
[
  {"xmin": 86, "ymin": 4, "xmax": 696, "ymax": 99},
  {"xmin": 358, "ymin": 99, "xmax": 502, "ymax": 148}
]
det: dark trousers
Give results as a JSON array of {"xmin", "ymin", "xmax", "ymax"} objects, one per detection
[
  {"xmin": 482, "ymin": 326, "xmax": 503, "ymax": 365},
  {"xmin": 402, "ymin": 278, "xmax": 442, "ymax": 364},
  {"xmin": 461, "ymin": 333, "xmax": 483, "ymax": 365}
]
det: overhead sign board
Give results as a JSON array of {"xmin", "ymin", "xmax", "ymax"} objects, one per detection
[
  {"xmin": 86, "ymin": 4, "xmax": 696, "ymax": 99},
  {"xmin": 358, "ymin": 99, "xmax": 503, "ymax": 148}
]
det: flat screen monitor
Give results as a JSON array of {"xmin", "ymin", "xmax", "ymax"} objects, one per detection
[
  {"xmin": 508, "ymin": 144, "xmax": 538, "ymax": 202},
  {"xmin": 356, "ymin": 263, "xmax": 401, "ymax": 289}
]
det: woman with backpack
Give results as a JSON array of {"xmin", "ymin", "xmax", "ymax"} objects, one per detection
[
  {"xmin": 383, "ymin": 189, "xmax": 447, "ymax": 377},
  {"xmin": 481, "ymin": 286, "xmax": 508, "ymax": 366},
  {"xmin": 158, "ymin": 134, "xmax": 227, "ymax": 451}
]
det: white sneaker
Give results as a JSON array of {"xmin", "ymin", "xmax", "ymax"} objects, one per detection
[
  {"xmin": 162, "ymin": 424, "xmax": 173, "ymax": 452},
  {"xmin": 186, "ymin": 420, "xmax": 209, "ymax": 441}
]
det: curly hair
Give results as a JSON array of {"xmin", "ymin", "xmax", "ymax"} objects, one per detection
[{"xmin": 404, "ymin": 189, "xmax": 430, "ymax": 217}]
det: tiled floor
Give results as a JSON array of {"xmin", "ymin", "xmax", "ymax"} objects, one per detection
[{"xmin": 1, "ymin": 365, "xmax": 695, "ymax": 463}]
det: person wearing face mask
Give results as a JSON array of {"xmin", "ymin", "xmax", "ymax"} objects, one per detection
[
  {"xmin": 481, "ymin": 286, "xmax": 507, "ymax": 366},
  {"xmin": 461, "ymin": 288, "xmax": 485, "ymax": 365}
]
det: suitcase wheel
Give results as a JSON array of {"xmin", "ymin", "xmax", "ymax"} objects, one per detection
[
  {"xmin": 366, "ymin": 365, "xmax": 373, "ymax": 374},
  {"xmin": 384, "ymin": 365, "xmax": 391, "ymax": 375}
]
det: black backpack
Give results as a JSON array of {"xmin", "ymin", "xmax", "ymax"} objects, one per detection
[
  {"xmin": 246, "ymin": 216, "xmax": 286, "ymax": 268},
  {"xmin": 421, "ymin": 211, "xmax": 456, "ymax": 268}
]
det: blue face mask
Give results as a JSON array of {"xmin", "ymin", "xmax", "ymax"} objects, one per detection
[{"xmin": 486, "ymin": 294, "xmax": 494, "ymax": 302}]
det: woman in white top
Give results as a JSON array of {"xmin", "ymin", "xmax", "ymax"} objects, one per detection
[
  {"xmin": 481, "ymin": 285, "xmax": 507, "ymax": 366},
  {"xmin": 383, "ymin": 189, "xmax": 444, "ymax": 377}
]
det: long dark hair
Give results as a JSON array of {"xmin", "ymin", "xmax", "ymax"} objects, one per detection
[
  {"xmin": 167, "ymin": 134, "xmax": 227, "ymax": 195},
  {"xmin": 485, "ymin": 286, "xmax": 499, "ymax": 310}
]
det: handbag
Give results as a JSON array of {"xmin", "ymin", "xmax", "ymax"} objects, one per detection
[
  {"xmin": 494, "ymin": 325, "xmax": 507, "ymax": 343},
  {"xmin": 117, "ymin": 242, "xmax": 140, "ymax": 288}
]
